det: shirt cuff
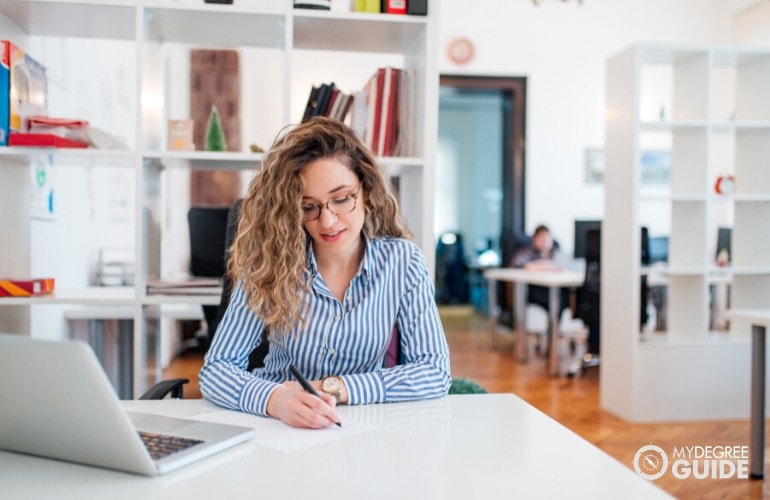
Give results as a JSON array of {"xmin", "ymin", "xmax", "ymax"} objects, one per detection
[
  {"xmin": 343, "ymin": 371, "xmax": 387, "ymax": 405},
  {"xmin": 239, "ymin": 378, "xmax": 282, "ymax": 416}
]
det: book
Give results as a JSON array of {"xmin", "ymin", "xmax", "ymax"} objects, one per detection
[
  {"xmin": 0, "ymin": 278, "xmax": 55, "ymax": 297},
  {"xmin": 407, "ymin": 0, "xmax": 428, "ymax": 15},
  {"xmin": 350, "ymin": 89, "xmax": 369, "ymax": 138},
  {"xmin": 9, "ymin": 133, "xmax": 88, "ymax": 148},
  {"xmin": 146, "ymin": 277, "xmax": 222, "ymax": 296},
  {"xmin": 0, "ymin": 42, "xmax": 8, "ymax": 145},
  {"xmin": 365, "ymin": 68, "xmax": 385, "ymax": 154},
  {"xmin": 355, "ymin": 0, "xmax": 380, "ymax": 13},
  {"xmin": 382, "ymin": 0, "xmax": 407, "ymax": 14},
  {"xmin": 376, "ymin": 67, "xmax": 394, "ymax": 156},
  {"xmin": 302, "ymin": 85, "xmax": 321, "ymax": 121},
  {"xmin": 382, "ymin": 67, "xmax": 401, "ymax": 156},
  {"xmin": 312, "ymin": 83, "xmax": 334, "ymax": 118}
]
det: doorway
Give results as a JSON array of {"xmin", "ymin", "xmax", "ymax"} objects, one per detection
[{"xmin": 436, "ymin": 76, "xmax": 527, "ymax": 307}]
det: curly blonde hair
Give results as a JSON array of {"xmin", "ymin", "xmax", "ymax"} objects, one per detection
[{"xmin": 229, "ymin": 116, "xmax": 411, "ymax": 334}]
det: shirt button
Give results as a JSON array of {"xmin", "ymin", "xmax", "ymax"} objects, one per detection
[
  {"xmin": 335, "ymin": 315, "xmax": 341, "ymax": 321},
  {"xmin": 329, "ymin": 347, "xmax": 336, "ymax": 355}
]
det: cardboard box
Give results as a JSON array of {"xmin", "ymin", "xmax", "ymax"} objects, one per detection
[{"xmin": 1, "ymin": 41, "xmax": 47, "ymax": 140}]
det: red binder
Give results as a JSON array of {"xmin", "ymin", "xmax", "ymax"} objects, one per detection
[
  {"xmin": 9, "ymin": 133, "xmax": 88, "ymax": 148},
  {"xmin": 382, "ymin": 0, "xmax": 406, "ymax": 14}
]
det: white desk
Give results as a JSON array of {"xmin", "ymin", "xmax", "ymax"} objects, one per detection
[
  {"xmin": 729, "ymin": 309, "xmax": 770, "ymax": 479},
  {"xmin": 484, "ymin": 268, "xmax": 585, "ymax": 375},
  {"xmin": 0, "ymin": 395, "xmax": 669, "ymax": 499}
]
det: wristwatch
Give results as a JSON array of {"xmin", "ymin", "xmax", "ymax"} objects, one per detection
[{"xmin": 321, "ymin": 376, "xmax": 343, "ymax": 403}]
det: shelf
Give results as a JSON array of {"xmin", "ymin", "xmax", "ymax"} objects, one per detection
[
  {"xmin": 143, "ymin": 4, "xmax": 285, "ymax": 48},
  {"xmin": 0, "ymin": 286, "xmax": 135, "ymax": 305},
  {"xmin": 712, "ymin": 121, "xmax": 770, "ymax": 132},
  {"xmin": 142, "ymin": 151, "xmax": 264, "ymax": 170},
  {"xmin": 0, "ymin": 0, "xmax": 136, "ymax": 39},
  {"xmin": 293, "ymin": 11, "xmax": 427, "ymax": 53},
  {"xmin": 0, "ymin": 147, "xmax": 137, "ymax": 167},
  {"xmin": 638, "ymin": 331, "xmax": 749, "ymax": 347},
  {"xmin": 639, "ymin": 120, "xmax": 709, "ymax": 131},
  {"xmin": 141, "ymin": 293, "xmax": 221, "ymax": 307}
]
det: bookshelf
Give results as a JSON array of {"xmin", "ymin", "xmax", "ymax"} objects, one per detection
[
  {"xmin": 603, "ymin": 43, "xmax": 770, "ymax": 421},
  {"xmin": 0, "ymin": 0, "xmax": 438, "ymax": 396}
]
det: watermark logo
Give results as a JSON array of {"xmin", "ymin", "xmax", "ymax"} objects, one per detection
[
  {"xmin": 633, "ymin": 443, "xmax": 749, "ymax": 481},
  {"xmin": 633, "ymin": 444, "xmax": 668, "ymax": 480}
]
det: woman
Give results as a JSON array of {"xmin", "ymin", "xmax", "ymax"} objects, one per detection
[{"xmin": 199, "ymin": 117, "xmax": 451, "ymax": 429}]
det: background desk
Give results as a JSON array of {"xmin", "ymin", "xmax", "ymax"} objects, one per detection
[
  {"xmin": 484, "ymin": 268, "xmax": 584, "ymax": 375},
  {"xmin": 729, "ymin": 309, "xmax": 770, "ymax": 479},
  {"xmin": 0, "ymin": 394, "xmax": 668, "ymax": 499}
]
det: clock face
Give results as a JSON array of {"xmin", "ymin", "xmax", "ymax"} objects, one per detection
[{"xmin": 633, "ymin": 444, "xmax": 669, "ymax": 480}]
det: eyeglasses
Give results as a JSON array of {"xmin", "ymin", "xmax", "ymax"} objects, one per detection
[{"xmin": 301, "ymin": 186, "xmax": 361, "ymax": 222}]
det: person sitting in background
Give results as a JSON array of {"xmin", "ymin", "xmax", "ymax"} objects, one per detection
[
  {"xmin": 510, "ymin": 224, "xmax": 567, "ymax": 312},
  {"xmin": 199, "ymin": 117, "xmax": 451, "ymax": 430},
  {"xmin": 510, "ymin": 224, "xmax": 561, "ymax": 271}
]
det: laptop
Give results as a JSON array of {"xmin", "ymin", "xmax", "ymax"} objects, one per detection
[{"xmin": 0, "ymin": 334, "xmax": 255, "ymax": 476}]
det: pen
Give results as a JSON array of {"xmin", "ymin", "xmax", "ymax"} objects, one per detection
[{"xmin": 288, "ymin": 364, "xmax": 342, "ymax": 427}]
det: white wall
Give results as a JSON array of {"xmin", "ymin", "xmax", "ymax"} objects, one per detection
[
  {"xmin": 438, "ymin": 0, "xmax": 735, "ymax": 254},
  {"xmin": 732, "ymin": 0, "xmax": 770, "ymax": 43}
]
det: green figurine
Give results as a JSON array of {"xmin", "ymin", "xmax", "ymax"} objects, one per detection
[{"xmin": 205, "ymin": 105, "xmax": 227, "ymax": 151}]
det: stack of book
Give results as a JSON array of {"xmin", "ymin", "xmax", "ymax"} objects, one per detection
[
  {"xmin": 354, "ymin": 0, "xmax": 427, "ymax": 15},
  {"xmin": 302, "ymin": 82, "xmax": 354, "ymax": 123},
  {"xmin": 350, "ymin": 66, "xmax": 406, "ymax": 158}
]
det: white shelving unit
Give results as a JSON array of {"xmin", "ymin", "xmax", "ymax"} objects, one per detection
[
  {"xmin": 603, "ymin": 43, "xmax": 770, "ymax": 421},
  {"xmin": 0, "ymin": 0, "xmax": 438, "ymax": 397}
]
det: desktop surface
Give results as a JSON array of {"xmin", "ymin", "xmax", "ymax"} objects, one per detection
[{"xmin": 0, "ymin": 395, "xmax": 669, "ymax": 499}]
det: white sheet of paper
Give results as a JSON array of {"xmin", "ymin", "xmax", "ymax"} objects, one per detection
[{"xmin": 191, "ymin": 408, "xmax": 377, "ymax": 452}]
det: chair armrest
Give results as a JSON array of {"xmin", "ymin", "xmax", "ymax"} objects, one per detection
[{"xmin": 139, "ymin": 378, "xmax": 189, "ymax": 400}]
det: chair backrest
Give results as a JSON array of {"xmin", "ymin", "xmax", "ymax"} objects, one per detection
[{"xmin": 188, "ymin": 207, "xmax": 230, "ymax": 278}]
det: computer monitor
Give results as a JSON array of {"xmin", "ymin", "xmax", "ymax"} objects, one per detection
[
  {"xmin": 648, "ymin": 236, "xmax": 669, "ymax": 264},
  {"xmin": 716, "ymin": 227, "xmax": 732, "ymax": 263},
  {"xmin": 573, "ymin": 219, "xmax": 602, "ymax": 259}
]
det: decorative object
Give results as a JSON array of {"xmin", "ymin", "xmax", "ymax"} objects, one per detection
[
  {"xmin": 714, "ymin": 174, "xmax": 735, "ymax": 195},
  {"xmin": 167, "ymin": 119, "xmax": 194, "ymax": 150},
  {"xmin": 584, "ymin": 148, "xmax": 604, "ymax": 184},
  {"xmin": 204, "ymin": 105, "xmax": 227, "ymax": 151},
  {"xmin": 447, "ymin": 37, "xmax": 475, "ymax": 65}
]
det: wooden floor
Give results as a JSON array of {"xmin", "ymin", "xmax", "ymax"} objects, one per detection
[{"xmin": 164, "ymin": 309, "xmax": 769, "ymax": 499}]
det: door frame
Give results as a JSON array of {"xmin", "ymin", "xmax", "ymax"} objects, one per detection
[{"xmin": 439, "ymin": 75, "xmax": 527, "ymax": 266}]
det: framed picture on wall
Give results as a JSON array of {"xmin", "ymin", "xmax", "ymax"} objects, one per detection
[
  {"xmin": 640, "ymin": 150, "xmax": 671, "ymax": 184},
  {"xmin": 585, "ymin": 148, "xmax": 671, "ymax": 185}
]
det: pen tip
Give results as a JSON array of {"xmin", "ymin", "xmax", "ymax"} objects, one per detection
[{"xmin": 335, "ymin": 422, "xmax": 342, "ymax": 428}]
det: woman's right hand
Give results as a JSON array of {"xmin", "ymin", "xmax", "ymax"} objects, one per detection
[{"xmin": 266, "ymin": 381, "xmax": 341, "ymax": 429}]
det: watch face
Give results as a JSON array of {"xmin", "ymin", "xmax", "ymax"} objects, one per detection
[{"xmin": 323, "ymin": 377, "xmax": 341, "ymax": 393}]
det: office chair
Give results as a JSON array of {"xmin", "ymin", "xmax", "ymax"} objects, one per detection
[
  {"xmin": 187, "ymin": 206, "xmax": 230, "ymax": 352},
  {"xmin": 573, "ymin": 228, "xmax": 601, "ymax": 374}
]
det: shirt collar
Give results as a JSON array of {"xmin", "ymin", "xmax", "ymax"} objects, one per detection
[{"xmin": 305, "ymin": 235, "xmax": 372, "ymax": 282}]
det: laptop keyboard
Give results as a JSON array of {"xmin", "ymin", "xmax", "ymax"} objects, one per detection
[{"xmin": 139, "ymin": 431, "xmax": 204, "ymax": 460}]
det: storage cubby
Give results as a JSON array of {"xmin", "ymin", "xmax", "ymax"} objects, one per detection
[{"xmin": 604, "ymin": 43, "xmax": 770, "ymax": 421}]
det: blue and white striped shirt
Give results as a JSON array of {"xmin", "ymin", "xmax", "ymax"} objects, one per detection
[{"xmin": 199, "ymin": 236, "xmax": 451, "ymax": 416}]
